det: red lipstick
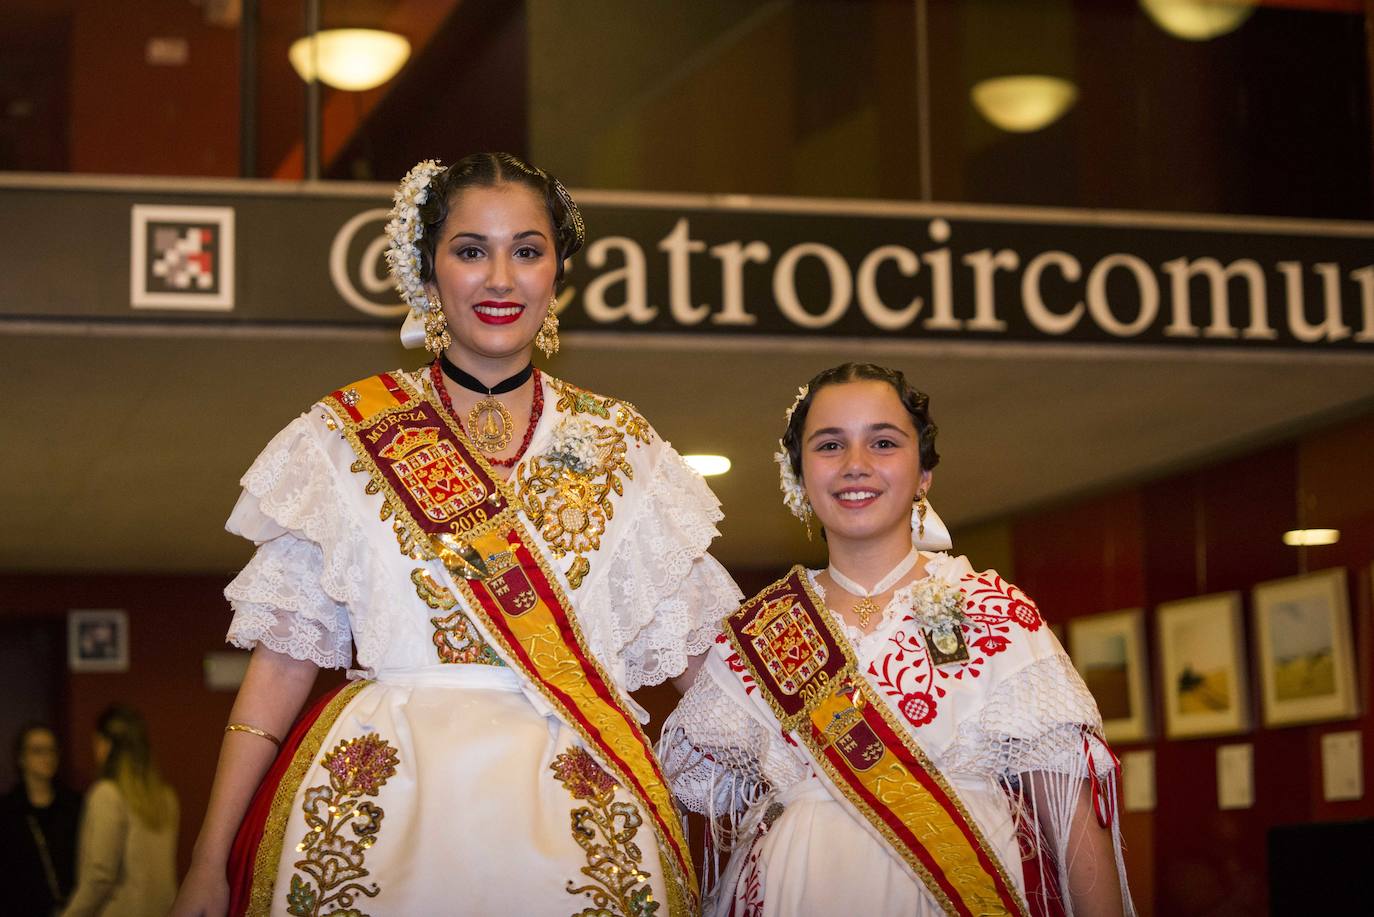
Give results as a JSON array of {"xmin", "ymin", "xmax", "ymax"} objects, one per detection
[{"xmin": 473, "ymin": 300, "xmax": 525, "ymax": 325}]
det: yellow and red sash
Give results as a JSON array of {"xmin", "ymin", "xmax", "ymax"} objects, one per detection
[
  {"xmin": 724, "ymin": 567, "xmax": 1030, "ymax": 917},
  {"xmin": 325, "ymin": 371, "xmax": 697, "ymax": 916}
]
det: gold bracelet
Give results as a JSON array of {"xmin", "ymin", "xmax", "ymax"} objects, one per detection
[{"xmin": 224, "ymin": 723, "xmax": 282, "ymax": 747}]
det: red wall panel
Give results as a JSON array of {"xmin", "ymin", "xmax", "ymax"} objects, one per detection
[{"xmin": 1012, "ymin": 415, "xmax": 1374, "ymax": 917}]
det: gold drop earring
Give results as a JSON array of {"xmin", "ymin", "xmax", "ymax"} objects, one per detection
[
  {"xmin": 424, "ymin": 295, "xmax": 451, "ymax": 355},
  {"xmin": 535, "ymin": 295, "xmax": 560, "ymax": 357}
]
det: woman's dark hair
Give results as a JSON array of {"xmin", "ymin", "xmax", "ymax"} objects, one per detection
[
  {"xmin": 782, "ymin": 362, "xmax": 939, "ymax": 482},
  {"xmin": 96, "ymin": 704, "xmax": 172, "ymax": 829},
  {"xmin": 415, "ymin": 152, "xmax": 584, "ymax": 290}
]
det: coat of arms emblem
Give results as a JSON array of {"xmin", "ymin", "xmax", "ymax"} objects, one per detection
[
  {"xmin": 833, "ymin": 715, "xmax": 885, "ymax": 773},
  {"xmin": 749, "ymin": 596, "xmax": 829, "ymax": 696},
  {"xmin": 483, "ymin": 550, "xmax": 538, "ymax": 618},
  {"xmin": 379, "ymin": 426, "xmax": 486, "ymax": 523}
]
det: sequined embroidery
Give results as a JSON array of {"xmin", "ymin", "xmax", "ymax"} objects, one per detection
[
  {"xmin": 431, "ymin": 609, "xmax": 505, "ymax": 666},
  {"xmin": 551, "ymin": 747, "xmax": 658, "ymax": 917},
  {"xmin": 518, "ymin": 381, "xmax": 651, "ymax": 590},
  {"xmin": 286, "ymin": 734, "xmax": 399, "ymax": 917},
  {"xmin": 548, "ymin": 379, "xmax": 653, "ymax": 447},
  {"xmin": 411, "ymin": 568, "xmax": 505, "ymax": 666}
]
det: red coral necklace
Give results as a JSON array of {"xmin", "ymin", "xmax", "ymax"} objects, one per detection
[{"xmin": 429, "ymin": 359, "xmax": 543, "ymax": 468}]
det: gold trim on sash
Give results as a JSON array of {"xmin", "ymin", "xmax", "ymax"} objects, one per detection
[
  {"xmin": 724, "ymin": 568, "xmax": 1030, "ymax": 917},
  {"xmin": 323, "ymin": 371, "xmax": 697, "ymax": 916}
]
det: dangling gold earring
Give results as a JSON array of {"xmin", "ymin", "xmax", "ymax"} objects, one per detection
[
  {"xmin": 424, "ymin": 296, "xmax": 451, "ymax": 355},
  {"xmin": 802, "ymin": 505, "xmax": 815, "ymax": 542},
  {"xmin": 534, "ymin": 295, "xmax": 560, "ymax": 357},
  {"xmin": 913, "ymin": 491, "xmax": 928, "ymax": 540}
]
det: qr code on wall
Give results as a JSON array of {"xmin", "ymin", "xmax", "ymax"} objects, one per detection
[{"xmin": 130, "ymin": 204, "xmax": 235, "ymax": 310}]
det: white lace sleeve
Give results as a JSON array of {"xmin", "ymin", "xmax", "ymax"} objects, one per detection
[
  {"xmin": 225, "ymin": 535, "xmax": 353, "ymax": 669},
  {"xmin": 659, "ymin": 651, "xmax": 807, "ymax": 834},
  {"xmin": 586, "ymin": 446, "xmax": 742, "ymax": 691},
  {"xmin": 221, "ymin": 411, "xmax": 387, "ymax": 668}
]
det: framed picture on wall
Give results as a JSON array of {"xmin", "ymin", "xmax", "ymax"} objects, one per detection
[
  {"xmin": 1069, "ymin": 608, "xmax": 1151, "ymax": 743},
  {"xmin": 1156, "ymin": 592, "xmax": 1249, "ymax": 739},
  {"xmin": 68, "ymin": 609, "xmax": 129, "ymax": 673},
  {"xmin": 1252, "ymin": 568, "xmax": 1358, "ymax": 728}
]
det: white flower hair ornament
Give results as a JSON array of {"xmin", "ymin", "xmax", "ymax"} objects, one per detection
[
  {"xmin": 386, "ymin": 158, "xmax": 447, "ymax": 349},
  {"xmin": 776, "ymin": 385, "xmax": 810, "ymax": 520}
]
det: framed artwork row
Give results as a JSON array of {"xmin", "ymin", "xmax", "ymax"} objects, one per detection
[{"xmin": 1067, "ymin": 566, "xmax": 1361, "ymax": 742}]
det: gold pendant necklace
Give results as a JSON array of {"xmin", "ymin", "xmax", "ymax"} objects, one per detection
[
  {"xmin": 437, "ymin": 356, "xmax": 531, "ymax": 455},
  {"xmin": 828, "ymin": 547, "xmax": 921, "ymax": 632},
  {"xmin": 853, "ymin": 596, "xmax": 882, "ymax": 629},
  {"xmin": 467, "ymin": 396, "xmax": 514, "ymax": 453}
]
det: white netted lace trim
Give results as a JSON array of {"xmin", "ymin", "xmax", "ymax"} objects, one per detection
[
  {"xmin": 659, "ymin": 659, "xmax": 808, "ymax": 896},
  {"xmin": 939, "ymin": 652, "xmax": 1133, "ymax": 917},
  {"xmin": 579, "ymin": 447, "xmax": 741, "ymax": 691},
  {"xmin": 225, "ymin": 535, "xmax": 353, "ymax": 669},
  {"xmin": 226, "ymin": 412, "xmax": 390, "ymax": 669},
  {"xmin": 940, "ymin": 653, "xmax": 1105, "ymax": 779}
]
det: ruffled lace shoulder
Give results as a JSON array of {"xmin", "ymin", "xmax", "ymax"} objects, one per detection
[
  {"xmin": 223, "ymin": 405, "xmax": 390, "ymax": 669},
  {"xmin": 583, "ymin": 439, "xmax": 741, "ymax": 691},
  {"xmin": 533, "ymin": 380, "xmax": 742, "ymax": 691}
]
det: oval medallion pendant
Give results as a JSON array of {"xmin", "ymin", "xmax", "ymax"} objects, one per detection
[{"xmin": 468, "ymin": 397, "xmax": 514, "ymax": 453}]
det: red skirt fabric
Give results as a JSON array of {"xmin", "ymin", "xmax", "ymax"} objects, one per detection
[{"xmin": 226, "ymin": 683, "xmax": 351, "ymax": 916}]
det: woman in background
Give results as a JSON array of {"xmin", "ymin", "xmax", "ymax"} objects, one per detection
[
  {"xmin": 62, "ymin": 705, "xmax": 178, "ymax": 917},
  {"xmin": 3, "ymin": 723, "xmax": 81, "ymax": 915}
]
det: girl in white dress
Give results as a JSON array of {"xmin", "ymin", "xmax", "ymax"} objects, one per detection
[
  {"xmin": 661, "ymin": 363, "xmax": 1134, "ymax": 917},
  {"xmin": 170, "ymin": 153, "xmax": 740, "ymax": 917}
]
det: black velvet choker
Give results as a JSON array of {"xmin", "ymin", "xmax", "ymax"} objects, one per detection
[{"xmin": 438, "ymin": 354, "xmax": 534, "ymax": 395}]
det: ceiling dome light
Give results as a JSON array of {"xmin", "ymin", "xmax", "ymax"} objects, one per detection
[
  {"xmin": 1140, "ymin": 0, "xmax": 1256, "ymax": 42},
  {"xmin": 289, "ymin": 29, "xmax": 411, "ymax": 92},
  {"xmin": 1282, "ymin": 529, "xmax": 1341, "ymax": 547},
  {"xmin": 683, "ymin": 454, "xmax": 731, "ymax": 477},
  {"xmin": 970, "ymin": 76, "xmax": 1078, "ymax": 133}
]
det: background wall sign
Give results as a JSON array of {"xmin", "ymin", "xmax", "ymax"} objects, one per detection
[{"xmin": 4, "ymin": 176, "xmax": 1373, "ymax": 352}]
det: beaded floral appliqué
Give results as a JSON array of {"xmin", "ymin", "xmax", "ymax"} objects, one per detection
[
  {"xmin": 868, "ymin": 572, "xmax": 1045, "ymax": 729},
  {"xmin": 286, "ymin": 734, "xmax": 399, "ymax": 917},
  {"xmin": 551, "ymin": 746, "xmax": 658, "ymax": 917},
  {"xmin": 517, "ymin": 381, "xmax": 652, "ymax": 590},
  {"xmin": 411, "ymin": 569, "xmax": 504, "ymax": 666}
]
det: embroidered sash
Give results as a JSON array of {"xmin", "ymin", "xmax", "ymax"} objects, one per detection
[
  {"xmin": 324, "ymin": 371, "xmax": 697, "ymax": 916},
  {"xmin": 724, "ymin": 567, "xmax": 1030, "ymax": 917}
]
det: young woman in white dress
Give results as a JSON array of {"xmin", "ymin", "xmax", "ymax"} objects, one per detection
[
  {"xmin": 170, "ymin": 153, "xmax": 740, "ymax": 917},
  {"xmin": 661, "ymin": 363, "xmax": 1133, "ymax": 917}
]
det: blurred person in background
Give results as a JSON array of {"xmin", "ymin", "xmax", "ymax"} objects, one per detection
[
  {"xmin": 2, "ymin": 723, "xmax": 81, "ymax": 915},
  {"xmin": 62, "ymin": 705, "xmax": 178, "ymax": 917}
]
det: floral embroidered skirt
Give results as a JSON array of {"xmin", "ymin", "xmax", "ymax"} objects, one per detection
[{"xmin": 228, "ymin": 665, "xmax": 670, "ymax": 916}]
